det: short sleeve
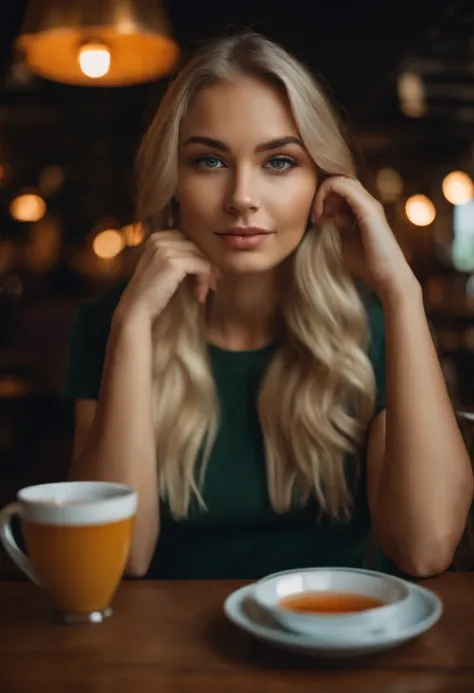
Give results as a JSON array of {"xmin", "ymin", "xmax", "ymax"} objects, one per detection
[
  {"xmin": 366, "ymin": 295, "xmax": 386, "ymax": 416},
  {"xmin": 63, "ymin": 283, "xmax": 126, "ymax": 401}
]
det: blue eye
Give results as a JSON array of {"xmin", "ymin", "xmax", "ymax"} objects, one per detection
[
  {"xmin": 192, "ymin": 155, "xmax": 224, "ymax": 169},
  {"xmin": 265, "ymin": 156, "xmax": 296, "ymax": 172}
]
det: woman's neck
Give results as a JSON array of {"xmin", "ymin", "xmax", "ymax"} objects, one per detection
[{"xmin": 206, "ymin": 271, "xmax": 280, "ymax": 351}]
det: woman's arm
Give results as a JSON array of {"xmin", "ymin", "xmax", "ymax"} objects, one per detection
[
  {"xmin": 69, "ymin": 312, "xmax": 159, "ymax": 577},
  {"xmin": 312, "ymin": 175, "xmax": 473, "ymax": 577},
  {"xmin": 367, "ymin": 281, "xmax": 474, "ymax": 577},
  {"xmin": 68, "ymin": 230, "xmax": 221, "ymax": 577}
]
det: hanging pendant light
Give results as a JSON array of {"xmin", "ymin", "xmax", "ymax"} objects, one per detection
[{"xmin": 15, "ymin": 0, "xmax": 180, "ymax": 86}]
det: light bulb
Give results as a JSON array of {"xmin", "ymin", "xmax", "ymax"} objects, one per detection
[
  {"xmin": 405, "ymin": 194, "xmax": 436, "ymax": 226},
  {"xmin": 9, "ymin": 193, "xmax": 46, "ymax": 222},
  {"xmin": 397, "ymin": 72, "xmax": 426, "ymax": 118},
  {"xmin": 92, "ymin": 230, "xmax": 124, "ymax": 259},
  {"xmin": 78, "ymin": 41, "xmax": 111, "ymax": 79},
  {"xmin": 442, "ymin": 171, "xmax": 474, "ymax": 206},
  {"xmin": 375, "ymin": 168, "xmax": 404, "ymax": 203}
]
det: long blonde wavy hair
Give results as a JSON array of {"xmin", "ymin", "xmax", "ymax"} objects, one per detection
[{"xmin": 136, "ymin": 32, "xmax": 376, "ymax": 520}]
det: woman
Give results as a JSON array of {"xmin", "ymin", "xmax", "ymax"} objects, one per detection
[{"xmin": 66, "ymin": 32, "xmax": 473, "ymax": 580}]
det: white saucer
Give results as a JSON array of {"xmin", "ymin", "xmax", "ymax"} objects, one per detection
[{"xmin": 224, "ymin": 581, "xmax": 442, "ymax": 658}]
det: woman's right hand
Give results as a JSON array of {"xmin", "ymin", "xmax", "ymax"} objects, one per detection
[{"xmin": 115, "ymin": 230, "xmax": 221, "ymax": 324}]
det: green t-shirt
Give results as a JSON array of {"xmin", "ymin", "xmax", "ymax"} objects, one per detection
[{"xmin": 64, "ymin": 283, "xmax": 387, "ymax": 580}]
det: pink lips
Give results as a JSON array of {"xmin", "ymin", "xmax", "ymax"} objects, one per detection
[{"xmin": 215, "ymin": 227, "xmax": 273, "ymax": 251}]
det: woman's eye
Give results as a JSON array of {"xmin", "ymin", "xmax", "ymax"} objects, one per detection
[
  {"xmin": 193, "ymin": 156, "xmax": 224, "ymax": 169},
  {"xmin": 189, "ymin": 154, "xmax": 296, "ymax": 172},
  {"xmin": 265, "ymin": 156, "xmax": 296, "ymax": 172}
]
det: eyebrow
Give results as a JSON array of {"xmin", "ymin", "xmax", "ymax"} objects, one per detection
[{"xmin": 183, "ymin": 135, "xmax": 305, "ymax": 153}]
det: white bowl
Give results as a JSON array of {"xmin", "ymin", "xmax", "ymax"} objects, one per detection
[{"xmin": 253, "ymin": 568, "xmax": 411, "ymax": 640}]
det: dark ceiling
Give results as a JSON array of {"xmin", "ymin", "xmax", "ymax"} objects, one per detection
[{"xmin": 0, "ymin": 0, "xmax": 473, "ymax": 246}]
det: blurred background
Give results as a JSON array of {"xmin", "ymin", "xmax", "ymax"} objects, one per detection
[{"xmin": 1, "ymin": 0, "xmax": 474, "ymax": 573}]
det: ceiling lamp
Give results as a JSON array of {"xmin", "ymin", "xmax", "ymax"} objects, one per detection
[
  {"xmin": 405, "ymin": 194, "xmax": 436, "ymax": 227},
  {"xmin": 10, "ymin": 192, "xmax": 46, "ymax": 222},
  {"xmin": 375, "ymin": 168, "xmax": 404, "ymax": 203},
  {"xmin": 397, "ymin": 72, "xmax": 426, "ymax": 118},
  {"xmin": 442, "ymin": 171, "xmax": 474, "ymax": 206},
  {"xmin": 15, "ymin": 0, "xmax": 180, "ymax": 86},
  {"xmin": 92, "ymin": 229, "xmax": 125, "ymax": 259}
]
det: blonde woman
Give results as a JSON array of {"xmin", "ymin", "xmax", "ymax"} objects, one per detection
[{"xmin": 66, "ymin": 33, "xmax": 473, "ymax": 580}]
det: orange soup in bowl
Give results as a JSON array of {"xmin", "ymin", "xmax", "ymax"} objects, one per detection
[{"xmin": 279, "ymin": 592, "xmax": 385, "ymax": 614}]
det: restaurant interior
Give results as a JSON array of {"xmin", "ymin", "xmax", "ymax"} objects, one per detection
[
  {"xmin": 3, "ymin": 2, "xmax": 474, "ymax": 691},
  {"xmin": 1, "ymin": 0, "xmax": 474, "ymax": 572}
]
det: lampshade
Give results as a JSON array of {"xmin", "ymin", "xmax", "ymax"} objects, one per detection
[{"xmin": 16, "ymin": 0, "xmax": 180, "ymax": 86}]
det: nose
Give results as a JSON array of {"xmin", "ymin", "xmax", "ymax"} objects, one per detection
[{"xmin": 224, "ymin": 168, "xmax": 260, "ymax": 216}]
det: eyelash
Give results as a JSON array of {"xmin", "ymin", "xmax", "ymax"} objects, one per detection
[{"xmin": 189, "ymin": 154, "xmax": 298, "ymax": 173}]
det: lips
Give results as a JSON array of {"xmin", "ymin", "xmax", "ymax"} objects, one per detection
[
  {"xmin": 215, "ymin": 230, "xmax": 272, "ymax": 250},
  {"xmin": 216, "ymin": 227, "xmax": 273, "ymax": 236}
]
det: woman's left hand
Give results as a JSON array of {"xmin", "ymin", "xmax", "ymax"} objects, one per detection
[{"xmin": 312, "ymin": 176, "xmax": 418, "ymax": 302}]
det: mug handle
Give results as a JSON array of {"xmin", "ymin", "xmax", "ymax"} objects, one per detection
[{"xmin": 0, "ymin": 503, "xmax": 40, "ymax": 584}]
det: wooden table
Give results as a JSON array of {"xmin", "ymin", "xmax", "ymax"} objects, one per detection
[{"xmin": 1, "ymin": 574, "xmax": 473, "ymax": 692}]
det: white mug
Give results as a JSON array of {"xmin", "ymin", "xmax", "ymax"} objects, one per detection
[{"xmin": 0, "ymin": 481, "xmax": 137, "ymax": 623}]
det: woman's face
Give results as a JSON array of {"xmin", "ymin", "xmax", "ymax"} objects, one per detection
[{"xmin": 177, "ymin": 76, "xmax": 318, "ymax": 275}]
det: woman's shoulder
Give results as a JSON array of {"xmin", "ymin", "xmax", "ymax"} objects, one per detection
[{"xmin": 64, "ymin": 281, "xmax": 128, "ymax": 400}]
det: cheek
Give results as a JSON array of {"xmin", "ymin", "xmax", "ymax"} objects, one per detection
[
  {"xmin": 273, "ymin": 180, "xmax": 316, "ymax": 231},
  {"xmin": 177, "ymin": 176, "xmax": 222, "ymax": 228}
]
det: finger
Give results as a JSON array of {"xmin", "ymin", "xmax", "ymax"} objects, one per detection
[
  {"xmin": 147, "ymin": 235, "xmax": 224, "ymax": 277},
  {"xmin": 149, "ymin": 236, "xmax": 208, "ymax": 257},
  {"xmin": 141, "ymin": 235, "xmax": 222, "ymax": 292},
  {"xmin": 211, "ymin": 265, "xmax": 223, "ymax": 291},
  {"xmin": 149, "ymin": 235, "xmax": 198, "ymax": 250},
  {"xmin": 198, "ymin": 266, "xmax": 221, "ymax": 295},
  {"xmin": 171, "ymin": 254, "xmax": 214, "ymax": 278},
  {"xmin": 148, "ymin": 230, "xmax": 186, "ymax": 243},
  {"xmin": 148, "ymin": 229, "xmax": 211, "ymax": 254},
  {"xmin": 312, "ymin": 177, "xmax": 351, "ymax": 219},
  {"xmin": 147, "ymin": 229, "xmax": 224, "ymax": 265},
  {"xmin": 148, "ymin": 234, "xmax": 188, "ymax": 245},
  {"xmin": 156, "ymin": 247, "xmax": 222, "ymax": 286},
  {"xmin": 312, "ymin": 176, "xmax": 372, "ymax": 221},
  {"xmin": 136, "ymin": 249, "xmax": 210, "ymax": 280},
  {"xmin": 194, "ymin": 274, "xmax": 211, "ymax": 303}
]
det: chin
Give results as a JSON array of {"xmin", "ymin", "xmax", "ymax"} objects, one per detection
[{"xmin": 217, "ymin": 253, "xmax": 281, "ymax": 275}]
